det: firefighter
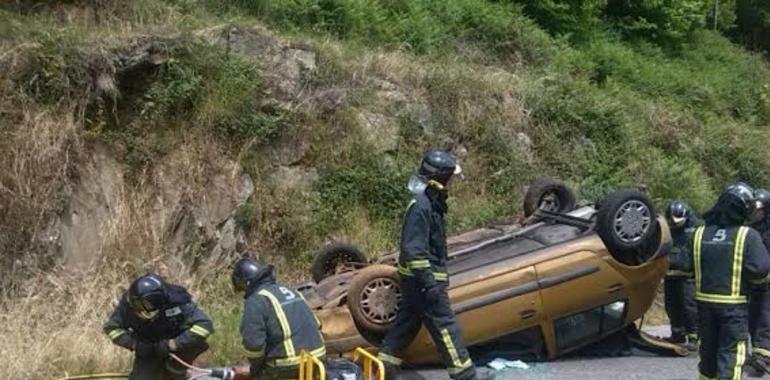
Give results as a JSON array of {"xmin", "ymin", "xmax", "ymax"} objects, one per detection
[
  {"xmin": 663, "ymin": 200, "xmax": 702, "ymax": 350},
  {"xmin": 688, "ymin": 183, "xmax": 770, "ymax": 380},
  {"xmin": 104, "ymin": 273, "xmax": 214, "ymax": 380},
  {"xmin": 377, "ymin": 151, "xmax": 488, "ymax": 380},
  {"xmin": 232, "ymin": 256, "xmax": 325, "ymax": 380},
  {"xmin": 748, "ymin": 188, "xmax": 770, "ymax": 377}
]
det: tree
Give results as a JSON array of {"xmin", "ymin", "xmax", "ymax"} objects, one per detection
[
  {"xmin": 734, "ymin": 0, "xmax": 770, "ymax": 53},
  {"xmin": 604, "ymin": 0, "xmax": 710, "ymax": 46}
]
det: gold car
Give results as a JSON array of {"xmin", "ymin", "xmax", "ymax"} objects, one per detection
[{"xmin": 298, "ymin": 183, "xmax": 673, "ymax": 363}]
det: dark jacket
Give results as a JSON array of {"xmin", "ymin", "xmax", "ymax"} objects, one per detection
[
  {"xmin": 241, "ymin": 272, "xmax": 324, "ymax": 372},
  {"xmin": 690, "ymin": 225, "xmax": 770, "ymax": 305},
  {"xmin": 104, "ymin": 285, "xmax": 213, "ymax": 351},
  {"xmin": 397, "ymin": 188, "xmax": 449, "ymax": 287},
  {"xmin": 667, "ymin": 215, "xmax": 703, "ymax": 276}
]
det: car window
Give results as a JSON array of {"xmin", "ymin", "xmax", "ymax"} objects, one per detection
[
  {"xmin": 554, "ymin": 300, "xmax": 628, "ymax": 351},
  {"xmin": 468, "ymin": 325, "xmax": 548, "ymax": 362}
]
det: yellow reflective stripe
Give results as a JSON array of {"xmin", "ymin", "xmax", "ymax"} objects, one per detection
[
  {"xmin": 695, "ymin": 292, "xmax": 747, "ymax": 304},
  {"xmin": 733, "ymin": 340, "xmax": 746, "ymax": 380},
  {"xmin": 397, "ymin": 265, "xmax": 413, "ymax": 276},
  {"xmin": 259, "ymin": 290, "xmax": 295, "ymax": 359},
  {"xmin": 441, "ymin": 328, "xmax": 463, "ymax": 369},
  {"xmin": 107, "ymin": 329, "xmax": 126, "ymax": 340},
  {"xmin": 407, "ymin": 260, "xmax": 431, "ymax": 269},
  {"xmin": 694, "ymin": 226, "xmax": 705, "ymax": 293},
  {"xmin": 732, "ymin": 227, "xmax": 748, "ymax": 297},
  {"xmin": 267, "ymin": 347, "xmax": 326, "ymax": 367},
  {"xmin": 755, "ymin": 347, "xmax": 770, "ymax": 358},
  {"xmin": 244, "ymin": 347, "xmax": 265, "ymax": 358},
  {"xmin": 699, "ymin": 374, "xmax": 716, "ymax": 380},
  {"xmin": 377, "ymin": 352, "xmax": 403, "ymax": 366},
  {"xmin": 433, "ymin": 272, "xmax": 448, "ymax": 281},
  {"xmin": 447, "ymin": 359, "xmax": 473, "ymax": 375},
  {"xmin": 189, "ymin": 325, "xmax": 211, "ymax": 339}
]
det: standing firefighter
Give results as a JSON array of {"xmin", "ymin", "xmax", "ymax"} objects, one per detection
[
  {"xmin": 663, "ymin": 200, "xmax": 702, "ymax": 350},
  {"xmin": 748, "ymin": 188, "xmax": 770, "ymax": 377},
  {"xmin": 104, "ymin": 273, "xmax": 214, "ymax": 380},
  {"xmin": 232, "ymin": 257, "xmax": 325, "ymax": 380},
  {"xmin": 377, "ymin": 151, "xmax": 489, "ymax": 380},
  {"xmin": 689, "ymin": 183, "xmax": 770, "ymax": 380}
]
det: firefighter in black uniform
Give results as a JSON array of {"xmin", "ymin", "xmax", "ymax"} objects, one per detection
[
  {"xmin": 104, "ymin": 273, "xmax": 214, "ymax": 380},
  {"xmin": 663, "ymin": 200, "xmax": 702, "ymax": 350},
  {"xmin": 232, "ymin": 257, "xmax": 325, "ymax": 380},
  {"xmin": 378, "ymin": 151, "xmax": 487, "ymax": 380},
  {"xmin": 687, "ymin": 183, "xmax": 770, "ymax": 380},
  {"xmin": 748, "ymin": 188, "xmax": 770, "ymax": 377}
]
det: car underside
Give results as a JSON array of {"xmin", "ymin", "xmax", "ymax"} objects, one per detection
[{"xmin": 297, "ymin": 181, "xmax": 682, "ymax": 364}]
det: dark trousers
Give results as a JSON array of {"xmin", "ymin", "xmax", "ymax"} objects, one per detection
[
  {"xmin": 130, "ymin": 341, "xmax": 209, "ymax": 380},
  {"xmin": 664, "ymin": 276, "xmax": 698, "ymax": 339},
  {"xmin": 379, "ymin": 277, "xmax": 475, "ymax": 380},
  {"xmin": 749, "ymin": 286, "xmax": 770, "ymax": 368},
  {"xmin": 697, "ymin": 303, "xmax": 749, "ymax": 380}
]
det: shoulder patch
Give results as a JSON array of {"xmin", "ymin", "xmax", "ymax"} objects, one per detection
[{"xmin": 165, "ymin": 306, "xmax": 182, "ymax": 317}]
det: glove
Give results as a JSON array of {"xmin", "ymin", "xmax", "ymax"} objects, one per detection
[
  {"xmin": 154, "ymin": 340, "xmax": 170, "ymax": 358},
  {"xmin": 135, "ymin": 341, "xmax": 155, "ymax": 357},
  {"xmin": 233, "ymin": 366, "xmax": 250, "ymax": 380}
]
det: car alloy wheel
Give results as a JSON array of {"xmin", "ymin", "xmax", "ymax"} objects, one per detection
[
  {"xmin": 613, "ymin": 200, "xmax": 651, "ymax": 243},
  {"xmin": 360, "ymin": 278, "xmax": 401, "ymax": 324}
]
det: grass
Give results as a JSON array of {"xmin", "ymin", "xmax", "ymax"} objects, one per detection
[{"xmin": 2, "ymin": 0, "xmax": 770, "ymax": 378}]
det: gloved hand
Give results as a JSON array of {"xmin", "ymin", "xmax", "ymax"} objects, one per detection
[
  {"xmin": 154, "ymin": 340, "xmax": 170, "ymax": 358},
  {"xmin": 233, "ymin": 366, "xmax": 250, "ymax": 380},
  {"xmin": 135, "ymin": 341, "xmax": 155, "ymax": 357}
]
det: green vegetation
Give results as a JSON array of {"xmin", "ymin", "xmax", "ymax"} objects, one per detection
[{"xmin": 2, "ymin": 0, "xmax": 770, "ymax": 378}]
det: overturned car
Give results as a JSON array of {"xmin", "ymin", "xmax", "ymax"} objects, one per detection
[{"xmin": 298, "ymin": 180, "xmax": 676, "ymax": 364}]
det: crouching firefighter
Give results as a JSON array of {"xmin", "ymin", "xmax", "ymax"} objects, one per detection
[
  {"xmin": 377, "ymin": 151, "xmax": 489, "ymax": 380},
  {"xmin": 688, "ymin": 183, "xmax": 770, "ymax": 380},
  {"xmin": 663, "ymin": 201, "xmax": 701, "ymax": 350},
  {"xmin": 104, "ymin": 273, "xmax": 214, "ymax": 380},
  {"xmin": 747, "ymin": 188, "xmax": 770, "ymax": 377},
  {"xmin": 232, "ymin": 257, "xmax": 325, "ymax": 380}
]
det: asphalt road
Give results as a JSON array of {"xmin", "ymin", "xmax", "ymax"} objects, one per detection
[{"xmin": 402, "ymin": 326, "xmax": 701, "ymax": 380}]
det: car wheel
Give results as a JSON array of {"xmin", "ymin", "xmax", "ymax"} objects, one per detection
[
  {"xmin": 596, "ymin": 189, "xmax": 660, "ymax": 265},
  {"xmin": 311, "ymin": 242, "xmax": 368, "ymax": 283},
  {"xmin": 347, "ymin": 264, "xmax": 401, "ymax": 336},
  {"xmin": 523, "ymin": 178, "xmax": 577, "ymax": 217}
]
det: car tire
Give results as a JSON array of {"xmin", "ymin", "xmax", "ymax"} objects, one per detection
[
  {"xmin": 347, "ymin": 264, "xmax": 401, "ymax": 336},
  {"xmin": 596, "ymin": 189, "xmax": 659, "ymax": 265},
  {"xmin": 523, "ymin": 178, "xmax": 577, "ymax": 217},
  {"xmin": 311, "ymin": 242, "xmax": 368, "ymax": 283}
]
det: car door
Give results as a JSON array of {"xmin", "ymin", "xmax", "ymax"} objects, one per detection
[
  {"xmin": 535, "ymin": 244, "xmax": 630, "ymax": 357},
  {"xmin": 401, "ymin": 264, "xmax": 545, "ymax": 364}
]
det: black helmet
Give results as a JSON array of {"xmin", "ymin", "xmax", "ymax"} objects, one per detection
[
  {"xmin": 705, "ymin": 182, "xmax": 755, "ymax": 226},
  {"xmin": 666, "ymin": 201, "xmax": 690, "ymax": 228},
  {"xmin": 755, "ymin": 189, "xmax": 770, "ymax": 210},
  {"xmin": 128, "ymin": 273, "xmax": 167, "ymax": 320},
  {"xmin": 232, "ymin": 256, "xmax": 270, "ymax": 292},
  {"xmin": 418, "ymin": 151, "xmax": 461, "ymax": 186},
  {"xmin": 725, "ymin": 181, "xmax": 755, "ymax": 210}
]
